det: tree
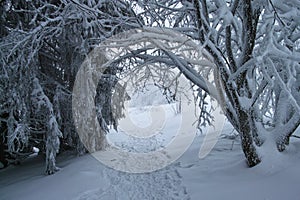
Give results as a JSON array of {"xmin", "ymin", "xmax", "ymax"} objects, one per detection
[
  {"xmin": 125, "ymin": 0, "xmax": 300, "ymax": 166},
  {"xmin": 0, "ymin": 0, "xmax": 140, "ymax": 173}
]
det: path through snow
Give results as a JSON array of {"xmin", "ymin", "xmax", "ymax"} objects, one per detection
[{"xmin": 76, "ymin": 165, "xmax": 190, "ymax": 200}]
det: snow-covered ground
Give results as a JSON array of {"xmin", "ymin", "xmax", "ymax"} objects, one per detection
[{"xmin": 1, "ymin": 101, "xmax": 300, "ymax": 200}]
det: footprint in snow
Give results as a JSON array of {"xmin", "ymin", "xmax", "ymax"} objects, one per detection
[{"xmin": 77, "ymin": 166, "xmax": 190, "ymax": 200}]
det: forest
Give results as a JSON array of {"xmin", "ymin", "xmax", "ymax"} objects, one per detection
[{"xmin": 0, "ymin": 0, "xmax": 299, "ymax": 177}]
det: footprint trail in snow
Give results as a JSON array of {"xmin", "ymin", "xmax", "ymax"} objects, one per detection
[{"xmin": 77, "ymin": 166, "xmax": 190, "ymax": 200}]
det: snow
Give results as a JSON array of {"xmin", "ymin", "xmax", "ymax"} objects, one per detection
[
  {"xmin": 108, "ymin": 104, "xmax": 181, "ymax": 152},
  {"xmin": 178, "ymin": 134, "xmax": 300, "ymax": 200},
  {"xmin": 1, "ymin": 103, "xmax": 300, "ymax": 200}
]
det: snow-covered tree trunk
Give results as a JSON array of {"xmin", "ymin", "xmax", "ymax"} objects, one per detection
[
  {"xmin": 31, "ymin": 78, "xmax": 62, "ymax": 174},
  {"xmin": 191, "ymin": 0, "xmax": 300, "ymax": 166}
]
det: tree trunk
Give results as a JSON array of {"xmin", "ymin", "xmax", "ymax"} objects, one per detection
[
  {"xmin": 0, "ymin": 115, "xmax": 8, "ymax": 168},
  {"xmin": 239, "ymin": 110, "xmax": 261, "ymax": 167},
  {"xmin": 0, "ymin": 135, "xmax": 7, "ymax": 168}
]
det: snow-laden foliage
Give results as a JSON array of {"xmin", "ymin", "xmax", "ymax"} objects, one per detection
[
  {"xmin": 0, "ymin": 0, "xmax": 299, "ymax": 172},
  {"xmin": 31, "ymin": 78, "xmax": 62, "ymax": 174},
  {"xmin": 0, "ymin": 0, "xmax": 140, "ymax": 173},
  {"xmin": 127, "ymin": 0, "xmax": 300, "ymax": 166}
]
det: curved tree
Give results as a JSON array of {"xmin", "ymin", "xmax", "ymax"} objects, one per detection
[{"xmin": 127, "ymin": 0, "xmax": 300, "ymax": 166}]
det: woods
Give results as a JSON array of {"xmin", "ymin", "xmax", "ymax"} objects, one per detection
[{"xmin": 0, "ymin": 0, "xmax": 299, "ymax": 174}]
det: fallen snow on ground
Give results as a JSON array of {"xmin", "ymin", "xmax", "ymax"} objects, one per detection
[{"xmin": 1, "ymin": 103, "xmax": 300, "ymax": 200}]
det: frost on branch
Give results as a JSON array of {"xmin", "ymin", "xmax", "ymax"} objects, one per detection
[
  {"xmin": 131, "ymin": 0, "xmax": 300, "ymax": 166},
  {"xmin": 31, "ymin": 78, "xmax": 62, "ymax": 174},
  {"xmin": 0, "ymin": 0, "xmax": 140, "ymax": 173}
]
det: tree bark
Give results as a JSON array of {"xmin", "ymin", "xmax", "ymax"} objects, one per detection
[
  {"xmin": 0, "ymin": 135, "xmax": 7, "ymax": 168},
  {"xmin": 0, "ymin": 114, "xmax": 8, "ymax": 168},
  {"xmin": 238, "ymin": 109, "xmax": 260, "ymax": 167}
]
